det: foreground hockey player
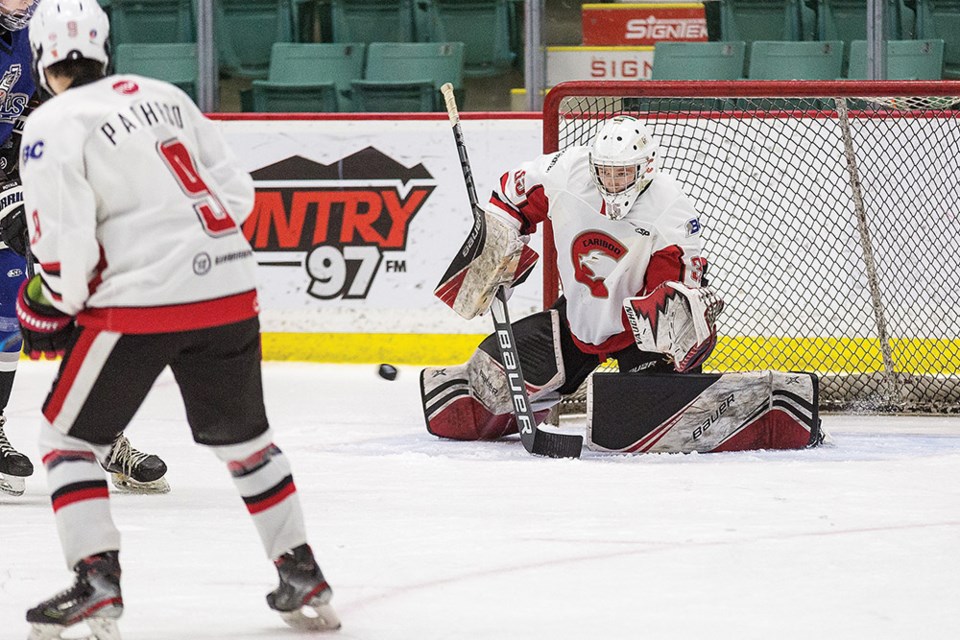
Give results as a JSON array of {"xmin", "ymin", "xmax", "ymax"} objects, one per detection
[
  {"xmin": 0, "ymin": 0, "xmax": 167, "ymax": 497},
  {"xmin": 424, "ymin": 115, "xmax": 725, "ymax": 440},
  {"xmin": 19, "ymin": 0, "xmax": 339, "ymax": 636}
]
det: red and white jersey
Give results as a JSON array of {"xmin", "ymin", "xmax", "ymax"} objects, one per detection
[
  {"xmin": 20, "ymin": 75, "xmax": 258, "ymax": 333},
  {"xmin": 485, "ymin": 146, "xmax": 707, "ymax": 355}
]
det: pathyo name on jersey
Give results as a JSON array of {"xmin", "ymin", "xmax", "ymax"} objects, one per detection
[{"xmin": 99, "ymin": 100, "xmax": 185, "ymax": 147}]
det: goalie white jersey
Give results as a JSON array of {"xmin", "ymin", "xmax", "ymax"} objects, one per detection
[
  {"xmin": 20, "ymin": 75, "xmax": 258, "ymax": 332},
  {"xmin": 485, "ymin": 146, "xmax": 707, "ymax": 354}
]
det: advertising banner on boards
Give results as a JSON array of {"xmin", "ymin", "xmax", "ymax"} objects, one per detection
[{"xmin": 216, "ymin": 116, "xmax": 544, "ymax": 363}]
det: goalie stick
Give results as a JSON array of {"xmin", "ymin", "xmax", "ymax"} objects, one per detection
[{"xmin": 439, "ymin": 83, "xmax": 582, "ymax": 459}]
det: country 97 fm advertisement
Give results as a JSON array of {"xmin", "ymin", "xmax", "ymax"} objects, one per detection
[{"xmin": 218, "ymin": 117, "xmax": 543, "ymax": 336}]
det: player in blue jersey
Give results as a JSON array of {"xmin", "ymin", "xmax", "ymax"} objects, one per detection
[{"xmin": 0, "ymin": 0, "xmax": 169, "ymax": 496}]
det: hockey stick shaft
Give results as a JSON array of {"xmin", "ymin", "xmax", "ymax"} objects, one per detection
[{"xmin": 439, "ymin": 83, "xmax": 581, "ymax": 459}]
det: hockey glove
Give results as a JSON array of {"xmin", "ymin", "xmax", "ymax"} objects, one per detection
[
  {"xmin": 0, "ymin": 179, "xmax": 27, "ymax": 256},
  {"xmin": 16, "ymin": 276, "xmax": 75, "ymax": 360},
  {"xmin": 434, "ymin": 211, "xmax": 539, "ymax": 320},
  {"xmin": 623, "ymin": 282, "xmax": 725, "ymax": 373}
]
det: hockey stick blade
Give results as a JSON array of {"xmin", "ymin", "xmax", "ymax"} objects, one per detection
[{"xmin": 441, "ymin": 83, "xmax": 581, "ymax": 459}]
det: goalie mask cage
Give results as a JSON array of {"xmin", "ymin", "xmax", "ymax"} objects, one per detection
[{"xmin": 543, "ymin": 80, "xmax": 960, "ymax": 414}]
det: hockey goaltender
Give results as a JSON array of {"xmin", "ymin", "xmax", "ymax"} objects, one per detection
[{"xmin": 422, "ymin": 115, "xmax": 826, "ymax": 455}]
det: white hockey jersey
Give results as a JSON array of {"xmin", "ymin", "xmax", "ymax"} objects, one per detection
[
  {"xmin": 485, "ymin": 146, "xmax": 706, "ymax": 355},
  {"xmin": 20, "ymin": 75, "xmax": 258, "ymax": 333}
]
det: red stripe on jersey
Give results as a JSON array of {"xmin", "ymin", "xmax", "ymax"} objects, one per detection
[
  {"xmin": 246, "ymin": 480, "xmax": 297, "ymax": 515},
  {"xmin": 40, "ymin": 261, "xmax": 61, "ymax": 273},
  {"xmin": 643, "ymin": 245, "xmax": 686, "ymax": 294},
  {"xmin": 77, "ymin": 290, "xmax": 259, "ymax": 334},
  {"xmin": 52, "ymin": 485, "xmax": 110, "ymax": 512},
  {"xmin": 43, "ymin": 328, "xmax": 100, "ymax": 425},
  {"xmin": 569, "ymin": 325, "xmax": 635, "ymax": 356},
  {"xmin": 87, "ymin": 246, "xmax": 108, "ymax": 296}
]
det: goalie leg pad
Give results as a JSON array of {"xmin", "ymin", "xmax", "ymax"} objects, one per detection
[
  {"xmin": 587, "ymin": 370, "xmax": 826, "ymax": 453},
  {"xmin": 421, "ymin": 310, "xmax": 565, "ymax": 440}
]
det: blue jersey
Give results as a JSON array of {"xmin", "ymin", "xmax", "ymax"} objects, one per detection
[{"xmin": 0, "ymin": 28, "xmax": 34, "ymax": 146}]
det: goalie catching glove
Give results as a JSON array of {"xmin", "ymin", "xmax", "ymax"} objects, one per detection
[
  {"xmin": 623, "ymin": 281, "xmax": 724, "ymax": 373},
  {"xmin": 16, "ymin": 276, "xmax": 75, "ymax": 359},
  {"xmin": 434, "ymin": 210, "xmax": 538, "ymax": 320}
]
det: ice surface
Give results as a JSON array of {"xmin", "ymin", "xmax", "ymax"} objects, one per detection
[{"xmin": 2, "ymin": 361, "xmax": 959, "ymax": 639}]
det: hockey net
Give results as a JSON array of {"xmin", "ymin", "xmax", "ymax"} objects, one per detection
[{"xmin": 543, "ymin": 81, "xmax": 960, "ymax": 414}]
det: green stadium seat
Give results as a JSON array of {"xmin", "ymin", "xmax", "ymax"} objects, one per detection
[
  {"xmin": 418, "ymin": 0, "xmax": 514, "ymax": 77},
  {"xmin": 915, "ymin": 0, "xmax": 960, "ymax": 78},
  {"xmin": 719, "ymin": 0, "xmax": 809, "ymax": 43},
  {"xmin": 652, "ymin": 41, "xmax": 746, "ymax": 80},
  {"xmin": 215, "ymin": 0, "xmax": 296, "ymax": 79},
  {"xmin": 351, "ymin": 41, "xmax": 465, "ymax": 112},
  {"xmin": 330, "ymin": 0, "xmax": 415, "ymax": 43},
  {"xmin": 847, "ymin": 39, "xmax": 944, "ymax": 79},
  {"xmin": 108, "ymin": 0, "xmax": 195, "ymax": 44},
  {"xmin": 113, "ymin": 43, "xmax": 198, "ymax": 101},
  {"xmin": 248, "ymin": 43, "xmax": 366, "ymax": 112},
  {"xmin": 816, "ymin": 0, "xmax": 903, "ymax": 41},
  {"xmin": 748, "ymin": 40, "xmax": 844, "ymax": 79}
]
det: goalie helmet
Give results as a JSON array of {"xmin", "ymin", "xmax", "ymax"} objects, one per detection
[
  {"xmin": 589, "ymin": 116, "xmax": 658, "ymax": 220},
  {"xmin": 28, "ymin": 0, "xmax": 110, "ymax": 96},
  {"xmin": 0, "ymin": 0, "xmax": 39, "ymax": 30}
]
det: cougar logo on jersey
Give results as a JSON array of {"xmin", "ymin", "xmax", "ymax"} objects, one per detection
[
  {"xmin": 246, "ymin": 148, "xmax": 432, "ymax": 300},
  {"xmin": 571, "ymin": 231, "xmax": 627, "ymax": 298}
]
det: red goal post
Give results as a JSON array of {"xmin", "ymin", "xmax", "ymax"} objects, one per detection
[{"xmin": 541, "ymin": 80, "xmax": 960, "ymax": 413}]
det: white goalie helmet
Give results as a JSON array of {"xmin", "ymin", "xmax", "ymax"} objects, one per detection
[
  {"xmin": 589, "ymin": 115, "xmax": 659, "ymax": 220},
  {"xmin": 28, "ymin": 0, "xmax": 110, "ymax": 95},
  {"xmin": 0, "ymin": 0, "xmax": 40, "ymax": 31}
]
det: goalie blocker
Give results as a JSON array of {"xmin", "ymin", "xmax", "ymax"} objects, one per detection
[{"xmin": 587, "ymin": 371, "xmax": 827, "ymax": 454}]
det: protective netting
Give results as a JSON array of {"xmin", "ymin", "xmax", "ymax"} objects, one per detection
[{"xmin": 545, "ymin": 82, "xmax": 960, "ymax": 413}]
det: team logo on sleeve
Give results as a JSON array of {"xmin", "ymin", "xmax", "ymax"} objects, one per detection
[
  {"xmin": 686, "ymin": 218, "xmax": 702, "ymax": 236},
  {"xmin": 571, "ymin": 231, "xmax": 627, "ymax": 298},
  {"xmin": 245, "ymin": 148, "xmax": 433, "ymax": 300}
]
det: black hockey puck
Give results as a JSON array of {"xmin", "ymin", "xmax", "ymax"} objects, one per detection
[{"xmin": 378, "ymin": 364, "xmax": 398, "ymax": 381}]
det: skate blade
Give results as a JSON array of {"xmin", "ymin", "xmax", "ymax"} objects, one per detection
[
  {"xmin": 1, "ymin": 474, "xmax": 25, "ymax": 496},
  {"xmin": 28, "ymin": 617, "xmax": 121, "ymax": 640},
  {"xmin": 278, "ymin": 603, "xmax": 341, "ymax": 631},
  {"xmin": 110, "ymin": 473, "xmax": 170, "ymax": 495}
]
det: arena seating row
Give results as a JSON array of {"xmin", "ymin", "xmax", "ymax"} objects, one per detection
[
  {"xmin": 653, "ymin": 39, "xmax": 946, "ymax": 80},
  {"xmin": 113, "ymin": 41, "xmax": 466, "ymax": 112},
  {"xmin": 100, "ymin": 0, "xmax": 518, "ymax": 79},
  {"xmin": 719, "ymin": 0, "xmax": 960, "ymax": 78}
]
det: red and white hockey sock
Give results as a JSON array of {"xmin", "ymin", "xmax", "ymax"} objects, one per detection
[
  {"xmin": 211, "ymin": 430, "xmax": 308, "ymax": 560},
  {"xmin": 39, "ymin": 424, "xmax": 120, "ymax": 568}
]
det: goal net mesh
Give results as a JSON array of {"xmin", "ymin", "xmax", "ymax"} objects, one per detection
[{"xmin": 543, "ymin": 81, "xmax": 960, "ymax": 414}]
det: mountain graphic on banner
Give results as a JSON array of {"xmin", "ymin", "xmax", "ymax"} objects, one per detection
[{"xmin": 252, "ymin": 147, "xmax": 433, "ymax": 182}]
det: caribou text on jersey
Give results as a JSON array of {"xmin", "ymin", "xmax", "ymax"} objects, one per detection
[{"xmin": 99, "ymin": 100, "xmax": 185, "ymax": 147}]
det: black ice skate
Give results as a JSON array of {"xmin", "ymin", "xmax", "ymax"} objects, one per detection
[
  {"xmin": 267, "ymin": 544, "xmax": 341, "ymax": 631},
  {"xmin": 101, "ymin": 434, "xmax": 170, "ymax": 494},
  {"xmin": 0, "ymin": 415, "xmax": 33, "ymax": 497},
  {"xmin": 27, "ymin": 551, "xmax": 123, "ymax": 640}
]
